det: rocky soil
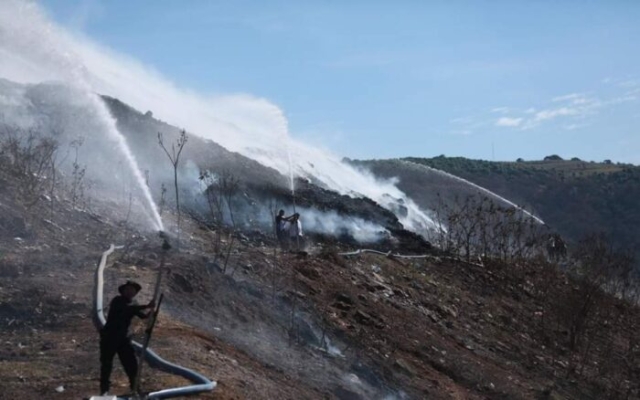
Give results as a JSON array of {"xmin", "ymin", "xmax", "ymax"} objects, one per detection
[{"xmin": 2, "ymin": 166, "xmax": 639, "ymax": 400}]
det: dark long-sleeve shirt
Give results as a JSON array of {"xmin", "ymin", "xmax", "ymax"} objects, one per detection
[{"xmin": 102, "ymin": 295, "xmax": 149, "ymax": 339}]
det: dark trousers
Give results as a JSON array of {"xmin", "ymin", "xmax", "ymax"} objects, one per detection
[
  {"xmin": 100, "ymin": 333, "xmax": 138, "ymax": 394},
  {"xmin": 277, "ymin": 231, "xmax": 288, "ymax": 250}
]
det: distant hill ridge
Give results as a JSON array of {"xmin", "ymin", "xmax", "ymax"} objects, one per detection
[{"xmin": 402, "ymin": 155, "xmax": 640, "ymax": 254}]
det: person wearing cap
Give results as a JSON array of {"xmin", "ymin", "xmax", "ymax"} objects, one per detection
[{"xmin": 99, "ymin": 280, "xmax": 155, "ymax": 395}]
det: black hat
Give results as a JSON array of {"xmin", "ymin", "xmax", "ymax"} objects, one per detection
[{"xmin": 118, "ymin": 280, "xmax": 142, "ymax": 294}]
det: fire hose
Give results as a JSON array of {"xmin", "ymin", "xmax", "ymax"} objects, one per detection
[{"xmin": 93, "ymin": 244, "xmax": 216, "ymax": 399}]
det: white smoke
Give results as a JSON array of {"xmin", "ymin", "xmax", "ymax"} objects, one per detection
[
  {"xmin": 176, "ymin": 162, "xmax": 387, "ymax": 242},
  {"xmin": 292, "ymin": 207, "xmax": 388, "ymax": 243},
  {"xmin": 0, "ymin": 0, "xmax": 435, "ymax": 234}
]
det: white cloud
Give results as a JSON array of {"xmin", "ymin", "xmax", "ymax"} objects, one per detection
[
  {"xmin": 490, "ymin": 107, "xmax": 509, "ymax": 114},
  {"xmin": 451, "ymin": 83, "xmax": 637, "ymax": 136},
  {"xmin": 626, "ymin": 87, "xmax": 640, "ymax": 96},
  {"xmin": 449, "ymin": 116, "xmax": 474, "ymax": 124},
  {"xmin": 534, "ymin": 107, "xmax": 579, "ymax": 121},
  {"xmin": 552, "ymin": 93, "xmax": 585, "ymax": 102},
  {"xmin": 448, "ymin": 129, "xmax": 472, "ymax": 136},
  {"xmin": 552, "ymin": 92, "xmax": 600, "ymax": 106},
  {"xmin": 564, "ymin": 123, "xmax": 588, "ymax": 131},
  {"xmin": 495, "ymin": 117, "xmax": 523, "ymax": 127},
  {"xmin": 618, "ymin": 79, "xmax": 640, "ymax": 89},
  {"xmin": 457, "ymin": 84, "xmax": 635, "ymax": 133},
  {"xmin": 606, "ymin": 95, "xmax": 637, "ymax": 105}
]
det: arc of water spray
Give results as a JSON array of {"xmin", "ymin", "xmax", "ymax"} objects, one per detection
[
  {"xmin": 79, "ymin": 89, "xmax": 165, "ymax": 232},
  {"xmin": 403, "ymin": 159, "xmax": 545, "ymax": 225},
  {"xmin": 83, "ymin": 92, "xmax": 164, "ymax": 231},
  {"xmin": 0, "ymin": 1, "xmax": 164, "ymax": 231},
  {"xmin": 274, "ymin": 109, "xmax": 305, "ymax": 250},
  {"xmin": 273, "ymin": 108, "xmax": 297, "ymax": 213},
  {"xmin": 286, "ymin": 142, "xmax": 297, "ymax": 213}
]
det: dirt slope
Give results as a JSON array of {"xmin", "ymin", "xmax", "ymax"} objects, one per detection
[{"xmin": 1, "ymin": 168, "xmax": 639, "ymax": 399}]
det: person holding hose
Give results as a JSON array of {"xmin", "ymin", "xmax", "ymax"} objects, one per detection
[
  {"xmin": 275, "ymin": 209, "xmax": 294, "ymax": 250},
  {"xmin": 100, "ymin": 280, "xmax": 155, "ymax": 396}
]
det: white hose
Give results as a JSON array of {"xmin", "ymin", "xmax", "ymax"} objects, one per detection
[
  {"xmin": 338, "ymin": 248, "xmax": 486, "ymax": 268},
  {"xmin": 338, "ymin": 249, "xmax": 429, "ymax": 259},
  {"xmin": 93, "ymin": 245, "xmax": 216, "ymax": 399}
]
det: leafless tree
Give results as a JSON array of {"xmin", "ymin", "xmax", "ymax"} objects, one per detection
[
  {"xmin": 158, "ymin": 129, "xmax": 188, "ymax": 249},
  {"xmin": 158, "ymin": 183, "xmax": 167, "ymax": 216},
  {"xmin": 200, "ymin": 169, "xmax": 224, "ymax": 260},
  {"xmin": 69, "ymin": 137, "xmax": 86, "ymax": 209},
  {"xmin": 0, "ymin": 127, "xmax": 59, "ymax": 208},
  {"xmin": 199, "ymin": 169, "xmax": 241, "ymax": 273},
  {"xmin": 435, "ymin": 193, "xmax": 545, "ymax": 264},
  {"xmin": 554, "ymin": 234, "xmax": 635, "ymax": 356},
  {"xmin": 47, "ymin": 144, "xmax": 68, "ymax": 218}
]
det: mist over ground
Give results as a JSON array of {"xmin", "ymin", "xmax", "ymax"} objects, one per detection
[{"xmin": 0, "ymin": 0, "xmax": 436, "ymax": 236}]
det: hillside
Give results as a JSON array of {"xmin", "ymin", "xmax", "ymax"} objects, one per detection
[
  {"xmin": 1, "ymin": 81, "xmax": 640, "ymax": 399},
  {"xmin": 2, "ymin": 158, "xmax": 640, "ymax": 399},
  {"xmin": 0, "ymin": 158, "xmax": 637, "ymax": 400},
  {"xmin": 0, "ymin": 79, "xmax": 429, "ymax": 251},
  {"xmin": 3, "ymin": 2, "xmax": 640, "ymax": 398},
  {"xmin": 362, "ymin": 156, "xmax": 640, "ymax": 256}
]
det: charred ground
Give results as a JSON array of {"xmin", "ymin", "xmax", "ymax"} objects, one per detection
[
  {"xmin": 1, "ymin": 142, "xmax": 640, "ymax": 399},
  {"xmin": 0, "ymin": 86, "xmax": 639, "ymax": 399}
]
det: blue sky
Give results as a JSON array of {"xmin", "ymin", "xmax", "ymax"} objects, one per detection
[{"xmin": 41, "ymin": 0, "xmax": 640, "ymax": 163}]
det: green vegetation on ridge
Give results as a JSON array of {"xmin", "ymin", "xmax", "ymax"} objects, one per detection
[{"xmin": 405, "ymin": 156, "xmax": 640, "ymax": 256}]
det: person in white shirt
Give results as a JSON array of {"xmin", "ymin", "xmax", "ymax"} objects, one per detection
[{"xmin": 288, "ymin": 213, "xmax": 304, "ymax": 251}]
